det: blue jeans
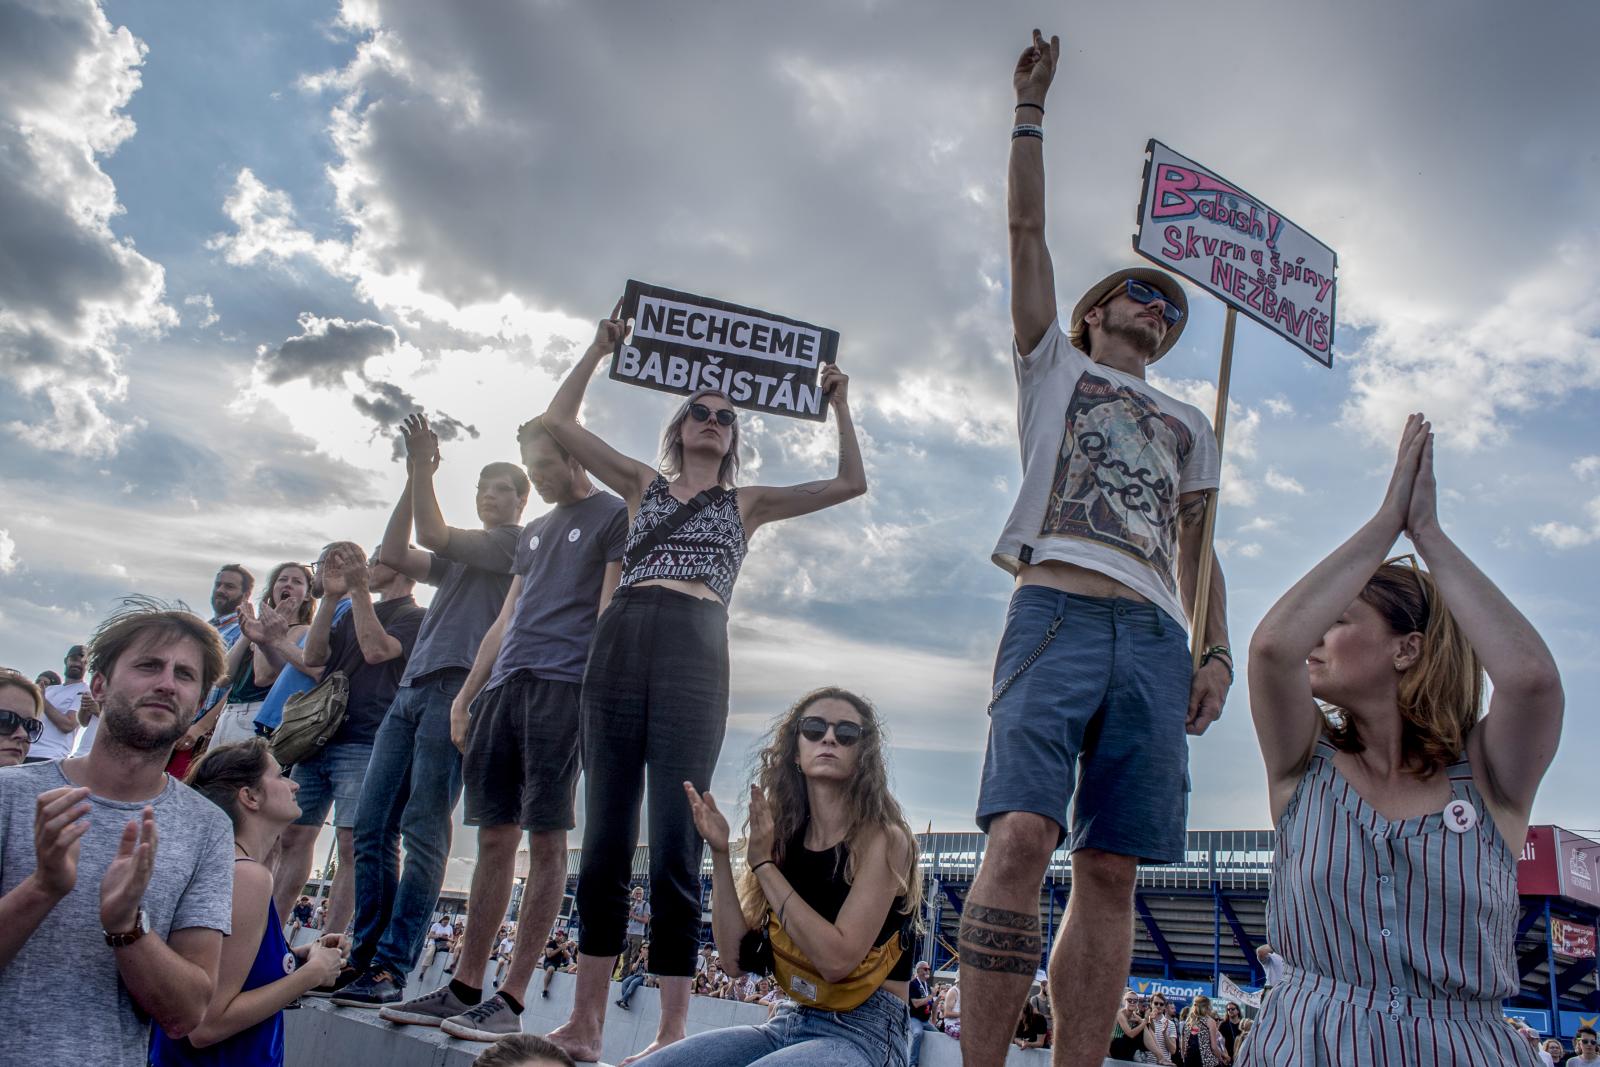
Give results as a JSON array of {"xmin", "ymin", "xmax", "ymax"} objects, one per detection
[
  {"xmin": 291, "ymin": 741, "xmax": 374, "ymax": 829},
  {"xmin": 637, "ymin": 988, "xmax": 909, "ymax": 1067},
  {"xmin": 619, "ymin": 972, "xmax": 647, "ymax": 1005},
  {"xmin": 350, "ymin": 670, "xmax": 465, "ymax": 979}
]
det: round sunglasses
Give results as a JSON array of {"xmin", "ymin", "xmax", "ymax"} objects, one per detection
[
  {"xmin": 796, "ymin": 716, "xmax": 864, "ymax": 746},
  {"xmin": 689, "ymin": 402, "xmax": 737, "ymax": 427},
  {"xmin": 0, "ymin": 710, "xmax": 44, "ymax": 744}
]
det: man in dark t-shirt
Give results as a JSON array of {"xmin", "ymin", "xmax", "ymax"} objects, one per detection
[
  {"xmin": 276, "ymin": 541, "xmax": 426, "ymax": 947},
  {"xmin": 336, "ymin": 414, "xmax": 528, "ymax": 1007},
  {"xmin": 379, "ymin": 416, "xmax": 625, "ymax": 1041},
  {"xmin": 908, "ymin": 959, "xmax": 938, "ymax": 1066}
]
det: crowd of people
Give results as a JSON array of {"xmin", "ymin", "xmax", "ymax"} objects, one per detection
[{"xmin": 0, "ymin": 24, "xmax": 1579, "ymax": 1067}]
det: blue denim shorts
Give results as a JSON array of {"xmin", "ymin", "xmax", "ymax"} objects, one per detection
[
  {"xmin": 291, "ymin": 741, "xmax": 374, "ymax": 829},
  {"xmin": 637, "ymin": 987, "xmax": 909, "ymax": 1067},
  {"xmin": 976, "ymin": 586, "xmax": 1192, "ymax": 863}
]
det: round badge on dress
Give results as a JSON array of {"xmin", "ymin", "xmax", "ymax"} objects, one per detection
[
  {"xmin": 283, "ymin": 951, "xmax": 296, "ymax": 975},
  {"xmin": 1443, "ymin": 799, "xmax": 1477, "ymax": 833},
  {"xmin": 568, "ymin": 528, "xmax": 581, "ymax": 542}
]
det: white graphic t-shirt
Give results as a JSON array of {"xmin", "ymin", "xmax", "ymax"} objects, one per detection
[
  {"xmin": 34, "ymin": 681, "xmax": 89, "ymax": 760},
  {"xmin": 993, "ymin": 319, "xmax": 1220, "ymax": 629}
]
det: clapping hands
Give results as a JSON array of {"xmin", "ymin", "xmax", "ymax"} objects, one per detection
[
  {"xmin": 1380, "ymin": 413, "xmax": 1440, "ymax": 540},
  {"xmin": 402, "ymin": 413, "xmax": 440, "ymax": 475}
]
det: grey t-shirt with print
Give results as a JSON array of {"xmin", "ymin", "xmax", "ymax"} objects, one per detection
[
  {"xmin": 401, "ymin": 523, "xmax": 521, "ymax": 685},
  {"xmin": 487, "ymin": 492, "xmax": 629, "ymax": 689},
  {"xmin": 0, "ymin": 760, "xmax": 235, "ymax": 1067}
]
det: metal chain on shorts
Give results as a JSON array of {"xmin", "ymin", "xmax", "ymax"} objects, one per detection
[{"xmin": 986, "ymin": 616, "xmax": 1063, "ymax": 714}]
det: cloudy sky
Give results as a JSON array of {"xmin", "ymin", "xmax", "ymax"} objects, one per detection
[{"xmin": 3, "ymin": 0, "xmax": 1598, "ymax": 873}]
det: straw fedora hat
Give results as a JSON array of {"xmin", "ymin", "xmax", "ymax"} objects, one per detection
[{"xmin": 1067, "ymin": 267, "xmax": 1188, "ymax": 362}]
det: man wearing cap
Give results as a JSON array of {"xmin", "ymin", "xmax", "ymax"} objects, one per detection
[{"xmin": 957, "ymin": 29, "xmax": 1233, "ymax": 1067}]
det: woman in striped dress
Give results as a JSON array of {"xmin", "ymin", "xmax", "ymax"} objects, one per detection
[{"xmin": 1241, "ymin": 414, "xmax": 1564, "ymax": 1066}]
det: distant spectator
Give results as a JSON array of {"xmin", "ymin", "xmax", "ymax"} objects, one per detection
[
  {"xmin": 252, "ymin": 546, "xmax": 354, "ymax": 740},
  {"xmin": 1110, "ymin": 988, "xmax": 1148, "ymax": 1061},
  {"xmin": 0, "ymin": 600, "xmax": 234, "ymax": 1067},
  {"xmin": 1014, "ymin": 995, "xmax": 1050, "ymax": 1050},
  {"xmin": 423, "ymin": 914, "xmax": 456, "ymax": 970},
  {"xmin": 942, "ymin": 981, "xmax": 962, "ymax": 1039},
  {"xmin": 907, "ymin": 960, "xmax": 937, "ymax": 1066},
  {"xmin": 1177, "ymin": 994, "xmax": 1230, "ymax": 1066},
  {"xmin": 471, "ymin": 1033, "xmax": 575, "ymax": 1067},
  {"xmin": 166, "ymin": 567, "xmax": 248, "ymax": 780},
  {"xmin": 625, "ymin": 884, "xmax": 652, "ymax": 972},
  {"xmin": 1254, "ymin": 944, "xmax": 1284, "ymax": 994},
  {"xmin": 1143, "ymin": 993, "xmax": 1178, "ymax": 1065},
  {"xmin": 616, "ymin": 943, "xmax": 651, "ymax": 1009},
  {"xmin": 0, "ymin": 669, "xmax": 45, "ymax": 768},
  {"xmin": 34, "ymin": 670, "xmax": 62, "ymax": 691},
  {"xmin": 33, "ymin": 644, "xmax": 90, "ymax": 761},
  {"xmin": 336, "ymin": 415, "xmax": 526, "ymax": 1010},
  {"xmin": 1567, "ymin": 1027, "xmax": 1600, "ymax": 1065},
  {"xmin": 151, "ymin": 739, "xmax": 345, "ymax": 1065},
  {"xmin": 1218, "ymin": 1001, "xmax": 1243, "ymax": 1059},
  {"xmin": 538, "ymin": 931, "xmax": 570, "ymax": 996},
  {"xmin": 1542, "ymin": 1039, "xmax": 1566, "ymax": 1066},
  {"xmin": 289, "ymin": 895, "xmax": 314, "ymax": 936}
]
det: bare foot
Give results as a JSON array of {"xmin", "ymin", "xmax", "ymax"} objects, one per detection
[
  {"xmin": 544, "ymin": 1020, "xmax": 604, "ymax": 1063},
  {"xmin": 619, "ymin": 1032, "xmax": 686, "ymax": 1065}
]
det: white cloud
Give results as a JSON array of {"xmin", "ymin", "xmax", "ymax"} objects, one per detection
[
  {"xmin": 1264, "ymin": 467, "xmax": 1307, "ymax": 495},
  {"xmin": 1574, "ymin": 456, "xmax": 1600, "ymax": 482},
  {"xmin": 0, "ymin": 529, "xmax": 17, "ymax": 575},
  {"xmin": 182, "ymin": 293, "xmax": 219, "ymax": 328},
  {"xmin": 1531, "ymin": 496, "xmax": 1600, "ymax": 549},
  {"xmin": 0, "ymin": 0, "xmax": 176, "ymax": 456},
  {"xmin": 1237, "ymin": 543, "xmax": 1264, "ymax": 559},
  {"xmin": 1264, "ymin": 396, "xmax": 1294, "ymax": 417},
  {"xmin": 1238, "ymin": 516, "xmax": 1278, "ymax": 533}
]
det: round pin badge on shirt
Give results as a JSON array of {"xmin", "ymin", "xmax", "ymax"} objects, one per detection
[
  {"xmin": 568, "ymin": 528, "xmax": 581, "ymax": 542},
  {"xmin": 528, "ymin": 534, "xmax": 541, "ymax": 551},
  {"xmin": 1443, "ymin": 799, "xmax": 1477, "ymax": 833},
  {"xmin": 282, "ymin": 951, "xmax": 296, "ymax": 975}
]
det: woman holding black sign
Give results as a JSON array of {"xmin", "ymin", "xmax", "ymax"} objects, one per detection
[{"xmin": 541, "ymin": 310, "xmax": 865, "ymax": 1065}]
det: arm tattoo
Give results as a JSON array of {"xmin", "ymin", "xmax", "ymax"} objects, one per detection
[
  {"xmin": 959, "ymin": 904, "xmax": 1041, "ymax": 975},
  {"xmin": 790, "ymin": 481, "xmax": 829, "ymax": 497},
  {"xmin": 1177, "ymin": 493, "xmax": 1209, "ymax": 529}
]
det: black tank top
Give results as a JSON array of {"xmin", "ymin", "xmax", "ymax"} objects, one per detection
[
  {"xmin": 619, "ymin": 474, "xmax": 746, "ymax": 603},
  {"xmin": 777, "ymin": 831, "xmax": 913, "ymax": 981}
]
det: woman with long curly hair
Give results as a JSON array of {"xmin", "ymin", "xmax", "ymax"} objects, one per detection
[
  {"xmin": 642, "ymin": 686, "xmax": 920, "ymax": 1067},
  {"xmin": 1240, "ymin": 415, "xmax": 1563, "ymax": 1066},
  {"xmin": 180, "ymin": 562, "xmax": 317, "ymax": 753},
  {"xmin": 539, "ymin": 311, "xmax": 866, "ymax": 1064}
]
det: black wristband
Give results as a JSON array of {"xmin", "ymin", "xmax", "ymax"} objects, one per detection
[
  {"xmin": 751, "ymin": 859, "xmax": 775, "ymax": 875},
  {"xmin": 1014, "ymin": 102, "xmax": 1044, "ymax": 114}
]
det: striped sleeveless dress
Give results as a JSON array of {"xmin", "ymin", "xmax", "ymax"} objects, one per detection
[{"xmin": 1239, "ymin": 739, "xmax": 1539, "ymax": 1066}]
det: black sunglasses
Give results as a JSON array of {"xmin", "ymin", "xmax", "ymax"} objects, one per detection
[
  {"xmin": 0, "ymin": 710, "xmax": 44, "ymax": 744},
  {"xmin": 796, "ymin": 716, "xmax": 864, "ymax": 746},
  {"xmin": 688, "ymin": 402, "xmax": 737, "ymax": 427}
]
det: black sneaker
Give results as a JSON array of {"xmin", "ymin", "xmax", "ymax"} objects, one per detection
[
  {"xmin": 331, "ymin": 969, "xmax": 404, "ymax": 1008},
  {"xmin": 306, "ymin": 964, "xmax": 360, "ymax": 998}
]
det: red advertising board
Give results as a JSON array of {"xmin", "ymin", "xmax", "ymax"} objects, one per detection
[
  {"xmin": 1518, "ymin": 826, "xmax": 1600, "ymax": 908},
  {"xmin": 1551, "ymin": 918, "xmax": 1597, "ymax": 959}
]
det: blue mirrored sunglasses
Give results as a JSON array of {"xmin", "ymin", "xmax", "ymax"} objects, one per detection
[{"xmin": 1121, "ymin": 279, "xmax": 1184, "ymax": 326}]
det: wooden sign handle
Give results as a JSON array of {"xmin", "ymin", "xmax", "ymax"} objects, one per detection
[{"xmin": 1190, "ymin": 306, "xmax": 1237, "ymax": 670}]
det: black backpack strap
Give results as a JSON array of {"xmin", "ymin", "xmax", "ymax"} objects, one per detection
[{"xmin": 623, "ymin": 486, "xmax": 727, "ymax": 570}]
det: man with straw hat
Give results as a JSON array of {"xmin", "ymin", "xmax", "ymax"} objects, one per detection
[{"xmin": 958, "ymin": 28, "xmax": 1235, "ymax": 1067}]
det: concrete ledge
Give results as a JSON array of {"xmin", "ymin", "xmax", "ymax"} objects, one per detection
[{"xmin": 286, "ymin": 972, "xmax": 1091, "ymax": 1066}]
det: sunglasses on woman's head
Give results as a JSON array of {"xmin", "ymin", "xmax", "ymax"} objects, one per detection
[
  {"xmin": 796, "ymin": 716, "xmax": 864, "ymax": 746},
  {"xmin": 688, "ymin": 402, "xmax": 737, "ymax": 427},
  {"xmin": 0, "ymin": 710, "xmax": 43, "ymax": 743}
]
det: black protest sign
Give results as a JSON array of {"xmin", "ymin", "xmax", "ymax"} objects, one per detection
[{"xmin": 610, "ymin": 280, "xmax": 839, "ymax": 421}]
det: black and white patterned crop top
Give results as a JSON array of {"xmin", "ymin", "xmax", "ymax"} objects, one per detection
[{"xmin": 619, "ymin": 474, "xmax": 748, "ymax": 604}]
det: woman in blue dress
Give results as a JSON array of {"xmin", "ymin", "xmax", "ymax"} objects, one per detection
[
  {"xmin": 151, "ymin": 739, "xmax": 347, "ymax": 1066},
  {"xmin": 1241, "ymin": 414, "xmax": 1564, "ymax": 1065}
]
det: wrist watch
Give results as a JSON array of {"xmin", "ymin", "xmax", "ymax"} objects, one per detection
[{"xmin": 104, "ymin": 908, "xmax": 148, "ymax": 948}]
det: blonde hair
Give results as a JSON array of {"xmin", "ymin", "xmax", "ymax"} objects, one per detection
[
  {"xmin": 659, "ymin": 388, "xmax": 741, "ymax": 488},
  {"xmin": 0, "ymin": 669, "xmax": 44, "ymax": 717},
  {"xmin": 1184, "ymin": 994, "xmax": 1215, "ymax": 1024},
  {"xmin": 736, "ymin": 687, "xmax": 922, "ymax": 926},
  {"xmin": 1324, "ymin": 564, "xmax": 1484, "ymax": 776}
]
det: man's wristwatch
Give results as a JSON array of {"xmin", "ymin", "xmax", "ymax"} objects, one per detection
[{"xmin": 104, "ymin": 908, "xmax": 148, "ymax": 948}]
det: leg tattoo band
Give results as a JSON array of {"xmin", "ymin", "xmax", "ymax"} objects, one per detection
[{"xmin": 959, "ymin": 904, "xmax": 1041, "ymax": 975}]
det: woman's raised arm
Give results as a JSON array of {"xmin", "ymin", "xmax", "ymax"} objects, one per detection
[
  {"xmin": 1248, "ymin": 415, "xmax": 1429, "ymax": 812},
  {"xmin": 542, "ymin": 312, "xmax": 658, "ymax": 508},
  {"xmin": 740, "ymin": 364, "xmax": 867, "ymax": 536}
]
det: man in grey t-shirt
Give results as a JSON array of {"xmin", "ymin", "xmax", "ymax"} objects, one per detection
[
  {"xmin": 335, "ymin": 413, "xmax": 529, "ymax": 1007},
  {"xmin": 0, "ymin": 602, "xmax": 234, "ymax": 1067}
]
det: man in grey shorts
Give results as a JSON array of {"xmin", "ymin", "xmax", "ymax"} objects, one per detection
[
  {"xmin": 379, "ymin": 415, "xmax": 627, "ymax": 1042},
  {"xmin": 958, "ymin": 30, "xmax": 1235, "ymax": 1067}
]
